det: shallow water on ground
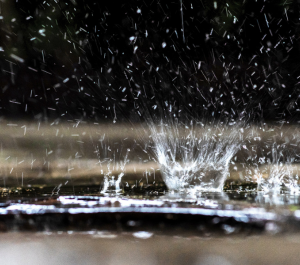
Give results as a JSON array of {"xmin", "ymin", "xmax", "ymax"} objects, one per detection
[{"xmin": 0, "ymin": 183, "xmax": 299, "ymax": 234}]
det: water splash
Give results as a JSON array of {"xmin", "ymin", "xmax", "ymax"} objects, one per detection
[
  {"xmin": 95, "ymin": 136, "xmax": 131, "ymax": 194},
  {"xmin": 254, "ymin": 142, "xmax": 300, "ymax": 194},
  {"xmin": 149, "ymin": 120, "xmax": 241, "ymax": 194},
  {"xmin": 256, "ymin": 163, "xmax": 294, "ymax": 194}
]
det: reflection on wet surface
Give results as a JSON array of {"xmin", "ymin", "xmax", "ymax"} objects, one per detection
[{"xmin": 0, "ymin": 184, "xmax": 299, "ymax": 234}]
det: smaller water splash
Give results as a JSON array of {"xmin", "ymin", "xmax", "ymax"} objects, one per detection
[
  {"xmin": 149, "ymin": 120, "xmax": 241, "ymax": 195},
  {"xmin": 94, "ymin": 135, "xmax": 131, "ymax": 194},
  {"xmin": 256, "ymin": 164, "xmax": 292, "ymax": 194},
  {"xmin": 255, "ymin": 143, "xmax": 300, "ymax": 194},
  {"xmin": 101, "ymin": 172, "xmax": 124, "ymax": 194}
]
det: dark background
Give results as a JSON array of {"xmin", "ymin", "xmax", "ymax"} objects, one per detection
[{"xmin": 0, "ymin": 0, "xmax": 299, "ymax": 124}]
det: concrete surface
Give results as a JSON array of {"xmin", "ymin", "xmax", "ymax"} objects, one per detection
[{"xmin": 1, "ymin": 232, "xmax": 300, "ymax": 265}]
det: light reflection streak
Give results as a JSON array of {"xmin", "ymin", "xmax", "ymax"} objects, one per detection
[{"xmin": 0, "ymin": 196, "xmax": 277, "ymax": 223}]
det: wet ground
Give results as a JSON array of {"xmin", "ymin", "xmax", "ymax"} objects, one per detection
[
  {"xmin": 1, "ymin": 122, "xmax": 300, "ymax": 264},
  {"xmin": 0, "ymin": 186, "xmax": 299, "ymax": 235},
  {"xmin": 0, "ymin": 182, "xmax": 299, "ymax": 264}
]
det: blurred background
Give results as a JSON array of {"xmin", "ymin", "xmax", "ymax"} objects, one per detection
[{"xmin": 0, "ymin": 0, "xmax": 299, "ymax": 124}]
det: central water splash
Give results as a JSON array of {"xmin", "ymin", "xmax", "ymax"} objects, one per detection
[{"xmin": 149, "ymin": 121, "xmax": 241, "ymax": 195}]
